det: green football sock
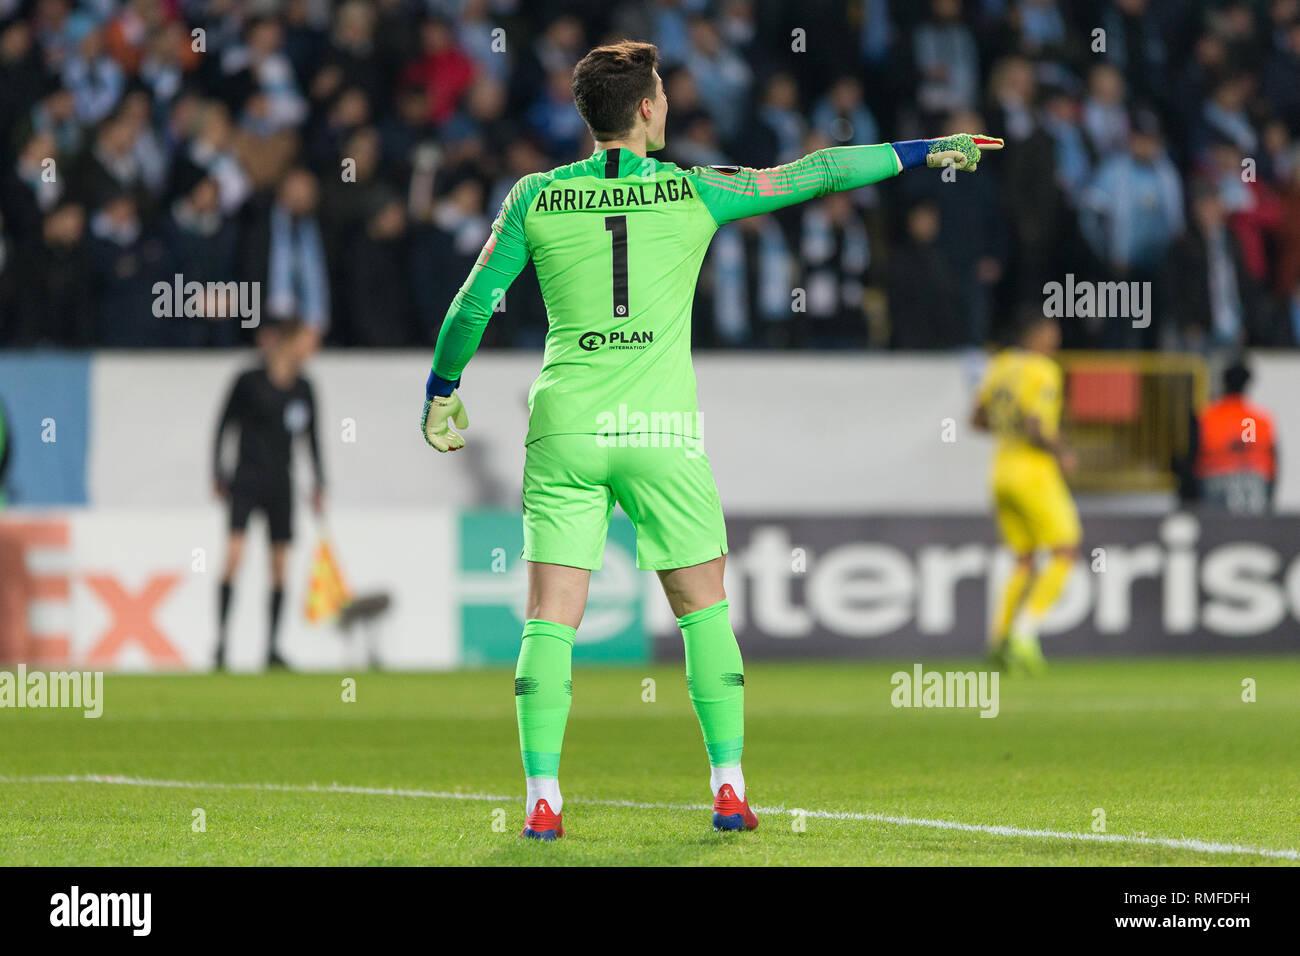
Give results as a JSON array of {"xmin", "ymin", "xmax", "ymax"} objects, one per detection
[
  {"xmin": 679, "ymin": 600, "xmax": 744, "ymax": 769},
  {"xmin": 515, "ymin": 619, "xmax": 575, "ymax": 779}
]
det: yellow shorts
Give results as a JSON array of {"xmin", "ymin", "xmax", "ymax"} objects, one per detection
[{"xmin": 992, "ymin": 452, "xmax": 1081, "ymax": 553}]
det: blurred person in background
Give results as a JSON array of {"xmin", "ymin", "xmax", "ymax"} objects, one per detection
[
  {"xmin": 413, "ymin": 173, "xmax": 489, "ymax": 343},
  {"xmin": 1262, "ymin": 16, "xmax": 1300, "ymax": 132},
  {"xmin": 11, "ymin": 199, "xmax": 93, "ymax": 347},
  {"xmin": 914, "ymin": 0, "xmax": 980, "ymax": 120},
  {"xmin": 221, "ymin": 16, "xmax": 308, "ymax": 134},
  {"xmin": 160, "ymin": 163, "xmax": 241, "ymax": 347},
  {"xmin": 731, "ymin": 72, "xmax": 804, "ymax": 169},
  {"xmin": 304, "ymin": 83, "xmax": 371, "ymax": 174},
  {"xmin": 811, "ymin": 76, "xmax": 879, "ymax": 149},
  {"xmin": 796, "ymin": 190, "xmax": 870, "ymax": 348},
  {"xmin": 244, "ymin": 167, "xmax": 330, "ymax": 346},
  {"xmin": 903, "ymin": 109, "xmax": 1007, "ymax": 346},
  {"xmin": 62, "ymin": 21, "xmax": 124, "ymax": 125},
  {"xmin": 1099, "ymin": 0, "xmax": 1168, "ymax": 107},
  {"xmin": 1203, "ymin": 137, "xmax": 1284, "ymax": 292},
  {"xmin": 73, "ymin": 105, "xmax": 152, "ymax": 219},
  {"xmin": 2, "ymin": 129, "xmax": 63, "ymax": 243},
  {"xmin": 1166, "ymin": 185, "xmax": 1270, "ymax": 351},
  {"xmin": 972, "ymin": 312, "xmax": 1079, "ymax": 675},
  {"xmin": 0, "ymin": 19, "xmax": 45, "ymax": 140},
  {"xmin": 402, "ymin": 17, "xmax": 475, "ymax": 128},
  {"xmin": 707, "ymin": 212, "xmax": 793, "ymax": 347},
  {"xmin": 183, "ymin": 100, "xmax": 253, "ymax": 215},
  {"xmin": 212, "ymin": 318, "xmax": 324, "ymax": 670},
  {"xmin": 340, "ymin": 190, "xmax": 414, "ymax": 346},
  {"xmin": 1081, "ymin": 62, "xmax": 1128, "ymax": 160},
  {"xmin": 684, "ymin": 16, "xmax": 750, "ymax": 142},
  {"xmin": 30, "ymin": 84, "xmax": 84, "ymax": 158},
  {"xmin": 986, "ymin": 55, "xmax": 1036, "ymax": 145},
  {"xmin": 88, "ymin": 191, "xmax": 167, "ymax": 346},
  {"xmin": 1078, "ymin": 107, "xmax": 1184, "ymax": 347},
  {"xmin": 1193, "ymin": 359, "xmax": 1278, "ymax": 514},
  {"xmin": 888, "ymin": 199, "xmax": 960, "ymax": 348}
]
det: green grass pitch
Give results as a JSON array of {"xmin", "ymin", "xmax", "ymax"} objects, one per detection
[{"xmin": 1, "ymin": 657, "xmax": 1296, "ymax": 866}]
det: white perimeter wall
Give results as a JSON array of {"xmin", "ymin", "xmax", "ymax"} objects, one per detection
[{"xmin": 88, "ymin": 351, "xmax": 1300, "ymax": 512}]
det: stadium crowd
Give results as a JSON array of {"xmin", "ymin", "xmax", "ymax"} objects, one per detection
[{"xmin": 2, "ymin": 0, "xmax": 1300, "ymax": 352}]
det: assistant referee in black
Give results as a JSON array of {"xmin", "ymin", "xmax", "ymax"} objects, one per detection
[{"xmin": 213, "ymin": 318, "xmax": 324, "ymax": 669}]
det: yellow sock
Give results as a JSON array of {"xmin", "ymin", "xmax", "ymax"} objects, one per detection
[
  {"xmin": 1024, "ymin": 553, "xmax": 1074, "ymax": 624},
  {"xmin": 992, "ymin": 562, "xmax": 1032, "ymax": 647}
]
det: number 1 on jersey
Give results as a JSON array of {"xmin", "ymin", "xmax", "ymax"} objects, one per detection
[{"xmin": 605, "ymin": 215, "xmax": 629, "ymax": 318}]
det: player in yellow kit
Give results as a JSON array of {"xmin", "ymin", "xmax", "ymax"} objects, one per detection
[{"xmin": 971, "ymin": 313, "xmax": 1080, "ymax": 674}]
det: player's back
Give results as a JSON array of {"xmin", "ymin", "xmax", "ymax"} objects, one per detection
[{"xmin": 514, "ymin": 148, "xmax": 718, "ymax": 443}]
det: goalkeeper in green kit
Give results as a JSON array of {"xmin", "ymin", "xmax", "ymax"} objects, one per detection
[{"xmin": 421, "ymin": 40, "xmax": 1003, "ymax": 839}]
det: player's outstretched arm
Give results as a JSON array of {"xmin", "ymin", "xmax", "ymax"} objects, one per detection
[
  {"xmin": 422, "ymin": 175, "xmax": 541, "ymax": 452},
  {"xmin": 693, "ymin": 134, "xmax": 1004, "ymax": 225}
]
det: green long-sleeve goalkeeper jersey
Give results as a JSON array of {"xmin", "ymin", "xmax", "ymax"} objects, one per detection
[{"xmin": 430, "ymin": 144, "xmax": 902, "ymax": 444}]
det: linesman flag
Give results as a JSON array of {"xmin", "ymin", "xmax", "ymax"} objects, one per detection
[{"xmin": 305, "ymin": 537, "xmax": 350, "ymax": 623}]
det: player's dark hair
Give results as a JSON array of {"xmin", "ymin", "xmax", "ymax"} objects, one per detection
[
  {"xmin": 1223, "ymin": 360, "xmax": 1251, "ymax": 395},
  {"xmin": 1015, "ymin": 307, "xmax": 1056, "ymax": 345},
  {"xmin": 571, "ymin": 41, "xmax": 659, "ymax": 139}
]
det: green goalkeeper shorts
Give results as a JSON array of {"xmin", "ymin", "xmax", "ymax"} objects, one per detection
[{"xmin": 522, "ymin": 434, "xmax": 728, "ymax": 571}]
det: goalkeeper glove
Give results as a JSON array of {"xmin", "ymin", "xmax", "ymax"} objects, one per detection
[
  {"xmin": 891, "ymin": 134, "xmax": 1005, "ymax": 173},
  {"xmin": 422, "ymin": 392, "xmax": 468, "ymax": 452}
]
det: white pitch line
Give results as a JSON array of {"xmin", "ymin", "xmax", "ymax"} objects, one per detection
[{"xmin": 2, "ymin": 773, "xmax": 1296, "ymax": 862}]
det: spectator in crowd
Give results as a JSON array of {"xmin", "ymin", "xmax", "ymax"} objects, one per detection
[
  {"xmin": 811, "ymin": 76, "xmax": 879, "ymax": 149},
  {"xmin": 9, "ymin": 200, "xmax": 93, "ymax": 346},
  {"xmin": 0, "ymin": 0, "xmax": 1299, "ymax": 359},
  {"xmin": 1079, "ymin": 108, "xmax": 1184, "ymax": 345},
  {"xmin": 62, "ymin": 20, "xmax": 122, "ymax": 125},
  {"xmin": 1166, "ymin": 187, "xmax": 1271, "ymax": 351},
  {"xmin": 1081, "ymin": 62, "xmax": 1129, "ymax": 160},
  {"xmin": 1099, "ymin": 0, "xmax": 1168, "ymax": 107},
  {"xmin": 73, "ymin": 105, "xmax": 152, "ymax": 217},
  {"xmin": 889, "ymin": 200, "xmax": 960, "ymax": 349},
  {"xmin": 244, "ymin": 168, "xmax": 330, "ymax": 344},
  {"xmin": 0, "ymin": 20, "xmax": 45, "ymax": 140},
  {"xmin": 402, "ymin": 17, "xmax": 475, "ymax": 127},
  {"xmin": 340, "ymin": 190, "xmax": 414, "ymax": 347},
  {"xmin": 1204, "ymin": 138, "xmax": 1283, "ymax": 287},
  {"xmin": 183, "ymin": 100, "xmax": 253, "ymax": 214},
  {"xmin": 796, "ymin": 191, "xmax": 871, "ymax": 348},
  {"xmin": 708, "ymin": 213, "xmax": 793, "ymax": 347},
  {"xmin": 221, "ymin": 16, "xmax": 308, "ymax": 134},
  {"xmin": 914, "ymin": 0, "xmax": 980, "ymax": 119},
  {"xmin": 88, "ymin": 191, "xmax": 167, "ymax": 346},
  {"xmin": 1262, "ymin": 16, "xmax": 1300, "ymax": 132},
  {"xmin": 905, "ymin": 109, "xmax": 1008, "ymax": 346},
  {"xmin": 1198, "ymin": 73, "xmax": 1258, "ymax": 156},
  {"xmin": 733, "ymin": 73, "xmax": 805, "ymax": 168},
  {"xmin": 160, "ymin": 164, "xmax": 240, "ymax": 347},
  {"xmin": 684, "ymin": 16, "xmax": 750, "ymax": 141},
  {"xmin": 2, "ymin": 130, "xmax": 63, "ymax": 243},
  {"xmin": 413, "ymin": 174, "xmax": 489, "ymax": 343}
]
